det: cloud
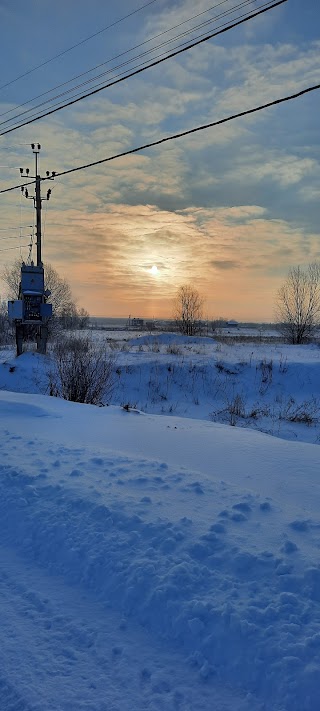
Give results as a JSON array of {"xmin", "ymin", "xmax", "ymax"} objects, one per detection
[
  {"xmin": 211, "ymin": 259, "xmax": 240, "ymax": 270},
  {"xmin": 33, "ymin": 202, "xmax": 320, "ymax": 320},
  {"xmin": 223, "ymin": 152, "xmax": 318, "ymax": 188},
  {"xmin": 0, "ymin": 1, "xmax": 319, "ymax": 322}
]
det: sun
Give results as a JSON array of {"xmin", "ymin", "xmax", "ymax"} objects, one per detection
[{"xmin": 150, "ymin": 265, "xmax": 158, "ymax": 275}]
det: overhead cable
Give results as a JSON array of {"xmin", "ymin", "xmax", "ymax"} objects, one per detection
[
  {"xmin": 0, "ymin": 0, "xmax": 287, "ymax": 136},
  {"xmin": 0, "ymin": 0, "xmax": 257, "ymax": 124},
  {"xmin": 0, "ymin": 0, "xmax": 159, "ymax": 91},
  {"xmin": 0, "ymin": 81, "xmax": 318, "ymax": 195},
  {"xmin": 0, "ymin": 244, "xmax": 30, "ymax": 252}
]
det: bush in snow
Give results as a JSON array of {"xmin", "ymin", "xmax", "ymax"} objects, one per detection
[
  {"xmin": 279, "ymin": 396, "xmax": 319, "ymax": 426},
  {"xmin": 48, "ymin": 334, "xmax": 115, "ymax": 405}
]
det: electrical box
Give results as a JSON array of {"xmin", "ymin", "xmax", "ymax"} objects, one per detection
[
  {"xmin": 20, "ymin": 264, "xmax": 44, "ymax": 295},
  {"xmin": 23, "ymin": 293, "xmax": 43, "ymax": 322},
  {"xmin": 8, "ymin": 264, "xmax": 52, "ymax": 324},
  {"xmin": 40, "ymin": 302, "xmax": 52, "ymax": 318},
  {"xmin": 8, "ymin": 300, "xmax": 23, "ymax": 321}
]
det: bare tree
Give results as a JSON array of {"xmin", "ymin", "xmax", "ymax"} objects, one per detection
[
  {"xmin": 2, "ymin": 260, "xmax": 21, "ymax": 300},
  {"xmin": 0, "ymin": 298, "xmax": 12, "ymax": 345},
  {"xmin": 59, "ymin": 304, "xmax": 90, "ymax": 330},
  {"xmin": 77, "ymin": 307, "xmax": 90, "ymax": 330},
  {"xmin": 44, "ymin": 263, "xmax": 75, "ymax": 319},
  {"xmin": 276, "ymin": 263, "xmax": 320, "ymax": 343},
  {"xmin": 174, "ymin": 284, "xmax": 204, "ymax": 336}
]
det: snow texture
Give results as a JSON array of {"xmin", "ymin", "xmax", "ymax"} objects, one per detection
[{"xmin": 0, "ymin": 335, "xmax": 320, "ymax": 710}]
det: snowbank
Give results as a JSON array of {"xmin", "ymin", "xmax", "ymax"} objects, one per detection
[{"xmin": 1, "ymin": 390, "xmax": 319, "ymax": 709}]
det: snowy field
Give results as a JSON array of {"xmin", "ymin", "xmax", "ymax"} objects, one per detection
[{"xmin": 0, "ymin": 331, "xmax": 320, "ymax": 710}]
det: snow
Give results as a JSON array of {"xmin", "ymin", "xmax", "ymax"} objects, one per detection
[{"xmin": 0, "ymin": 334, "xmax": 320, "ymax": 710}]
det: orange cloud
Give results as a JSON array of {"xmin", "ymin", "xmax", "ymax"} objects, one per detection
[{"xmin": 36, "ymin": 202, "xmax": 320, "ymax": 320}]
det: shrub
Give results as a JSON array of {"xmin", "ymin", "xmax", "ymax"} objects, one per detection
[
  {"xmin": 48, "ymin": 335, "xmax": 115, "ymax": 404},
  {"xmin": 279, "ymin": 397, "xmax": 319, "ymax": 426},
  {"xmin": 215, "ymin": 360, "xmax": 239, "ymax": 375},
  {"xmin": 211, "ymin": 392, "xmax": 246, "ymax": 427},
  {"xmin": 258, "ymin": 358, "xmax": 273, "ymax": 393},
  {"xmin": 121, "ymin": 402, "xmax": 138, "ymax": 411},
  {"xmin": 165, "ymin": 343, "xmax": 182, "ymax": 355}
]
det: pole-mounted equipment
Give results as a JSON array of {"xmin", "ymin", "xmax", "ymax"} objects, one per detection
[{"xmin": 8, "ymin": 144, "xmax": 55, "ymax": 356}]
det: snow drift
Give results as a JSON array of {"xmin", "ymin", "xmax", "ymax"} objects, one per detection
[{"xmin": 0, "ymin": 387, "xmax": 319, "ymax": 710}]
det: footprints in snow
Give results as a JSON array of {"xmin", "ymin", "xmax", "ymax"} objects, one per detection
[{"xmin": 186, "ymin": 496, "xmax": 318, "ymax": 578}]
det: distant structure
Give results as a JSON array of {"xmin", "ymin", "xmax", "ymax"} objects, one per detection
[
  {"xmin": 132, "ymin": 318, "xmax": 144, "ymax": 329},
  {"xmin": 226, "ymin": 320, "xmax": 239, "ymax": 327},
  {"xmin": 127, "ymin": 316, "xmax": 144, "ymax": 329},
  {"xmin": 8, "ymin": 144, "xmax": 55, "ymax": 356}
]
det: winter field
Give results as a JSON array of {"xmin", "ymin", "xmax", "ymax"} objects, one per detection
[{"xmin": 0, "ymin": 330, "xmax": 320, "ymax": 710}]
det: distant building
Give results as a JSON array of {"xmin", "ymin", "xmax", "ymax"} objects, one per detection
[
  {"xmin": 226, "ymin": 320, "xmax": 238, "ymax": 327},
  {"xmin": 131, "ymin": 318, "xmax": 144, "ymax": 329}
]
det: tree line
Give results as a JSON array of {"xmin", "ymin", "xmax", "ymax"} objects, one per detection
[{"xmin": 174, "ymin": 263, "xmax": 320, "ymax": 344}]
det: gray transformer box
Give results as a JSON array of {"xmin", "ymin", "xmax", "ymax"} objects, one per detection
[
  {"xmin": 8, "ymin": 297, "xmax": 52, "ymax": 322},
  {"xmin": 40, "ymin": 302, "xmax": 52, "ymax": 318},
  {"xmin": 20, "ymin": 264, "xmax": 44, "ymax": 295},
  {"xmin": 8, "ymin": 264, "xmax": 52, "ymax": 323},
  {"xmin": 8, "ymin": 300, "xmax": 23, "ymax": 321}
]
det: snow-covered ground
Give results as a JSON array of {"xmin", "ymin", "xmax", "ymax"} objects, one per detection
[
  {"xmin": 2, "ymin": 331, "xmax": 320, "ymax": 444},
  {"xmin": 0, "ymin": 332, "xmax": 320, "ymax": 710}
]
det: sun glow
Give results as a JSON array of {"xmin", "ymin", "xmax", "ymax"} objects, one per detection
[{"xmin": 150, "ymin": 265, "xmax": 158, "ymax": 275}]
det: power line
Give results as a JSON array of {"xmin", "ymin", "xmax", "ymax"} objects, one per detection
[
  {"xmin": 51, "ymin": 84, "xmax": 320, "ymax": 178},
  {"xmin": 0, "ymin": 143, "xmax": 39, "ymax": 148},
  {"xmin": 0, "ymin": 165, "xmax": 24, "ymax": 169},
  {"xmin": 0, "ymin": 244, "xmax": 30, "ymax": 252},
  {"xmin": 0, "ymin": 0, "xmax": 253, "ymax": 124},
  {"xmin": 0, "ymin": 234, "xmax": 31, "ymax": 241},
  {"xmin": 1, "ymin": 1, "xmax": 260, "ymax": 131},
  {"xmin": 0, "ymin": 0, "xmax": 159, "ymax": 92},
  {"xmin": 0, "ymin": 0, "xmax": 287, "ymax": 137},
  {"xmin": 0, "ymin": 1, "xmax": 284, "ymax": 131},
  {"xmin": 0, "ymin": 81, "xmax": 318, "ymax": 196},
  {"xmin": 1, "ymin": 5, "xmax": 259, "ymax": 132},
  {"xmin": 0, "ymin": 225, "xmax": 33, "ymax": 230}
]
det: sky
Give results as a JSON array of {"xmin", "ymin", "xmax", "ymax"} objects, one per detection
[{"xmin": 0, "ymin": 0, "xmax": 319, "ymax": 320}]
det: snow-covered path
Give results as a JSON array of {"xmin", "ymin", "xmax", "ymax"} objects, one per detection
[
  {"xmin": 1, "ymin": 545, "xmax": 255, "ymax": 711},
  {"xmin": 1, "ymin": 390, "xmax": 320, "ymax": 710}
]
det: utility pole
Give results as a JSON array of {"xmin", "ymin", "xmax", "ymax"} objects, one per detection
[
  {"xmin": 20, "ymin": 143, "xmax": 55, "ymax": 265},
  {"xmin": 34, "ymin": 144, "xmax": 42, "ymax": 266},
  {"xmin": 8, "ymin": 144, "xmax": 55, "ymax": 355}
]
